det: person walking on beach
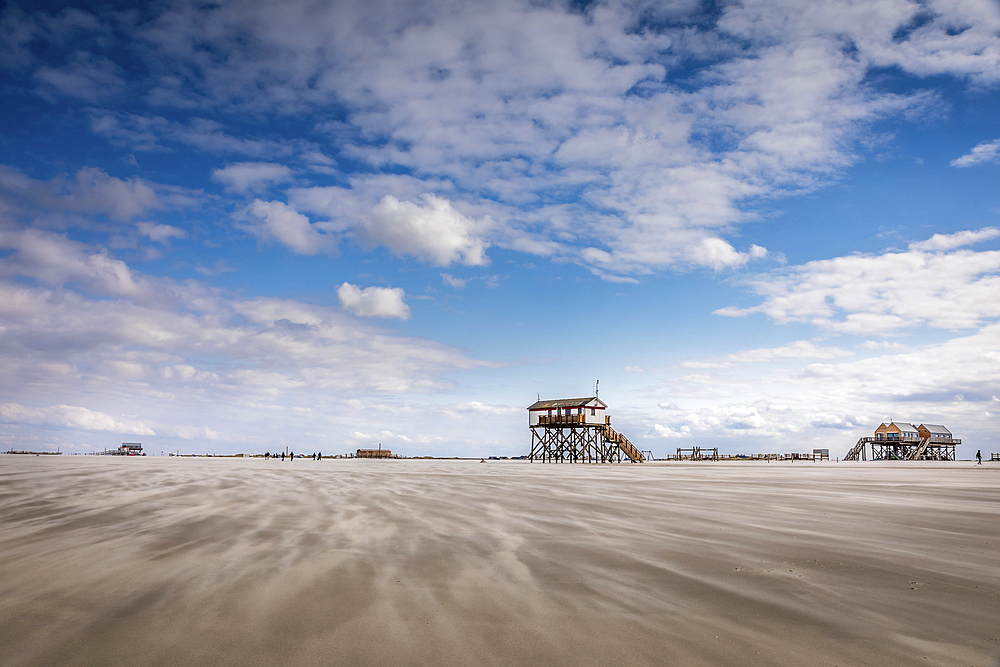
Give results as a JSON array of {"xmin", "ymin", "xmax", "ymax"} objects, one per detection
[
  {"xmin": 289, "ymin": 451, "xmax": 294, "ymax": 460},
  {"xmin": 281, "ymin": 451, "xmax": 285, "ymax": 461},
  {"xmin": 977, "ymin": 450, "xmax": 982, "ymax": 464}
]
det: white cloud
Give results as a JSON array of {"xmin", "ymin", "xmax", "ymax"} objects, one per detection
[
  {"xmin": 337, "ymin": 282, "xmax": 410, "ymax": 319},
  {"xmin": 0, "ymin": 228, "xmax": 141, "ymax": 296},
  {"xmin": 12, "ymin": 0, "xmax": 993, "ymax": 273},
  {"xmin": 212, "ymin": 162, "xmax": 294, "ymax": 192},
  {"xmin": 628, "ymin": 319, "xmax": 1000, "ymax": 453},
  {"xmin": 34, "ymin": 51, "xmax": 125, "ymax": 102},
  {"xmin": 440, "ymin": 273, "xmax": 466, "ymax": 288},
  {"xmin": 679, "ymin": 340, "xmax": 853, "ymax": 369},
  {"xmin": 716, "ymin": 229, "xmax": 1000, "ymax": 333},
  {"xmin": 951, "ymin": 139, "xmax": 1000, "ymax": 168},
  {"xmin": 0, "ymin": 165, "xmax": 159, "ymax": 222},
  {"xmin": 89, "ymin": 113, "xmax": 296, "ymax": 157},
  {"xmin": 687, "ymin": 238, "xmax": 768, "ymax": 270},
  {"xmin": 651, "ymin": 424, "xmax": 690, "ymax": 438},
  {"xmin": 243, "ymin": 199, "xmax": 335, "ymax": 254},
  {"xmin": 361, "ymin": 194, "xmax": 489, "ymax": 266},
  {"xmin": 908, "ymin": 227, "xmax": 1000, "ymax": 252},
  {"xmin": 0, "ymin": 402, "xmax": 155, "ymax": 436},
  {"xmin": 137, "ymin": 221, "xmax": 186, "ymax": 243}
]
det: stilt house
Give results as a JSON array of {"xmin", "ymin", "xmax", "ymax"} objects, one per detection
[
  {"xmin": 527, "ymin": 396, "xmax": 643, "ymax": 463},
  {"xmin": 846, "ymin": 421, "xmax": 959, "ymax": 461}
]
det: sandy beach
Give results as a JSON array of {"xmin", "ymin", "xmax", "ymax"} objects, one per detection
[{"xmin": 1, "ymin": 456, "xmax": 997, "ymax": 667}]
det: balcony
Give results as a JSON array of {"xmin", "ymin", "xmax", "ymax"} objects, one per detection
[{"xmin": 536, "ymin": 414, "xmax": 586, "ymax": 426}]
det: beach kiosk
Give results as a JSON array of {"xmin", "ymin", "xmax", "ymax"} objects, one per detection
[{"xmin": 527, "ymin": 397, "xmax": 643, "ymax": 463}]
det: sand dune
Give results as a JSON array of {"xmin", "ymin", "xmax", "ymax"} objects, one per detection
[{"xmin": 1, "ymin": 457, "xmax": 998, "ymax": 666}]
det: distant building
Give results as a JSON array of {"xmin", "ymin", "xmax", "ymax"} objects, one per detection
[
  {"xmin": 848, "ymin": 422, "xmax": 959, "ymax": 461},
  {"xmin": 356, "ymin": 448, "xmax": 392, "ymax": 459},
  {"xmin": 116, "ymin": 443, "xmax": 144, "ymax": 456},
  {"xmin": 526, "ymin": 396, "xmax": 642, "ymax": 463}
]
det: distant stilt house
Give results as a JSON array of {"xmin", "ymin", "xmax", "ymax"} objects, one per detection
[
  {"xmin": 527, "ymin": 397, "xmax": 643, "ymax": 463},
  {"xmin": 844, "ymin": 422, "xmax": 960, "ymax": 461},
  {"xmin": 356, "ymin": 447, "xmax": 392, "ymax": 459},
  {"xmin": 111, "ymin": 443, "xmax": 143, "ymax": 456}
]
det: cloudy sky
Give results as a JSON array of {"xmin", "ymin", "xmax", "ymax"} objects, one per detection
[{"xmin": 2, "ymin": 0, "xmax": 999, "ymax": 457}]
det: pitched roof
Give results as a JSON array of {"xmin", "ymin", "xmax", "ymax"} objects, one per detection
[
  {"xmin": 527, "ymin": 397, "xmax": 607, "ymax": 410},
  {"xmin": 919, "ymin": 424, "xmax": 951, "ymax": 435},
  {"xmin": 891, "ymin": 422, "xmax": 918, "ymax": 432}
]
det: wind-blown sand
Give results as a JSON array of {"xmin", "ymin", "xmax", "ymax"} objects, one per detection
[{"xmin": 0, "ymin": 457, "xmax": 997, "ymax": 667}]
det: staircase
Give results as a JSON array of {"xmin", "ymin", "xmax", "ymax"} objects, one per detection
[
  {"xmin": 602, "ymin": 425, "xmax": 644, "ymax": 462},
  {"xmin": 844, "ymin": 438, "xmax": 866, "ymax": 461},
  {"xmin": 908, "ymin": 436, "xmax": 931, "ymax": 461}
]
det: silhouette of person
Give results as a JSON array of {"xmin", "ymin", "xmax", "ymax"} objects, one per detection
[
  {"xmin": 317, "ymin": 452, "xmax": 322, "ymax": 460},
  {"xmin": 289, "ymin": 451, "xmax": 294, "ymax": 460},
  {"xmin": 977, "ymin": 450, "xmax": 982, "ymax": 465},
  {"xmin": 281, "ymin": 452, "xmax": 285, "ymax": 461}
]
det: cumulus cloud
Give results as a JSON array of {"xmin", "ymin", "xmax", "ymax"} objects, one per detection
[
  {"xmin": 716, "ymin": 229, "xmax": 1000, "ymax": 333},
  {"xmin": 651, "ymin": 424, "xmax": 690, "ymax": 438},
  {"xmin": 212, "ymin": 162, "xmax": 295, "ymax": 192},
  {"xmin": 337, "ymin": 282, "xmax": 410, "ymax": 319},
  {"xmin": 951, "ymin": 139, "xmax": 1000, "ymax": 168},
  {"xmin": 243, "ymin": 199, "xmax": 335, "ymax": 254},
  {"xmin": 0, "ymin": 228, "xmax": 141, "ymax": 296},
  {"xmin": 0, "ymin": 244, "xmax": 487, "ymax": 452},
  {"xmin": 0, "ymin": 402, "xmax": 155, "ymax": 436},
  {"xmin": 0, "ymin": 165, "xmax": 159, "ymax": 222},
  {"xmin": 687, "ymin": 239, "xmax": 768, "ymax": 271},
  {"xmin": 679, "ymin": 340, "xmax": 853, "ymax": 369},
  {"xmin": 137, "ymin": 221, "xmax": 186, "ymax": 243},
  {"xmin": 440, "ymin": 273, "xmax": 466, "ymax": 288},
  {"xmin": 908, "ymin": 227, "xmax": 1000, "ymax": 252},
  {"xmin": 13, "ymin": 0, "xmax": 991, "ymax": 272},
  {"xmin": 638, "ymin": 321, "xmax": 1000, "ymax": 452},
  {"xmin": 361, "ymin": 194, "xmax": 489, "ymax": 266}
]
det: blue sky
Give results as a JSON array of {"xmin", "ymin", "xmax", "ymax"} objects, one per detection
[{"xmin": 2, "ymin": 0, "xmax": 999, "ymax": 457}]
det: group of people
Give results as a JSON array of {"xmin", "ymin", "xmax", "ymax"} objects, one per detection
[{"xmin": 262, "ymin": 451, "xmax": 323, "ymax": 460}]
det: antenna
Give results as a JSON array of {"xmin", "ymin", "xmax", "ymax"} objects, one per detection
[{"xmin": 595, "ymin": 379, "xmax": 599, "ymax": 399}]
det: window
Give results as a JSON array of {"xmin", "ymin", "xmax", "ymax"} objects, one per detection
[{"xmin": 591, "ymin": 408, "xmax": 595, "ymax": 416}]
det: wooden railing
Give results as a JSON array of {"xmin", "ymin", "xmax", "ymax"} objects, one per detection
[
  {"xmin": 602, "ymin": 425, "xmax": 643, "ymax": 463},
  {"xmin": 536, "ymin": 414, "xmax": 586, "ymax": 426}
]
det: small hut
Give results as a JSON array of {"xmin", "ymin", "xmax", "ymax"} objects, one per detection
[
  {"xmin": 527, "ymin": 397, "xmax": 642, "ymax": 463},
  {"xmin": 356, "ymin": 448, "xmax": 392, "ymax": 459}
]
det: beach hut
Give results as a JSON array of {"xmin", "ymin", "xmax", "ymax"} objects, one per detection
[
  {"xmin": 356, "ymin": 448, "xmax": 392, "ymax": 459},
  {"xmin": 528, "ymin": 397, "xmax": 607, "ymax": 427},
  {"xmin": 848, "ymin": 421, "xmax": 960, "ymax": 461},
  {"xmin": 527, "ymin": 396, "xmax": 642, "ymax": 463},
  {"xmin": 917, "ymin": 424, "xmax": 953, "ymax": 442}
]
